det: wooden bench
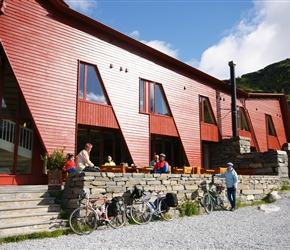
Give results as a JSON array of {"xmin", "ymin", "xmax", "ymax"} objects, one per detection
[
  {"xmin": 171, "ymin": 166, "xmax": 193, "ymax": 174},
  {"xmin": 100, "ymin": 164, "xmax": 126, "ymax": 173}
]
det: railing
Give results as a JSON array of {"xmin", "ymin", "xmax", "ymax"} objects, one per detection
[{"xmin": 0, "ymin": 119, "xmax": 33, "ymax": 151}]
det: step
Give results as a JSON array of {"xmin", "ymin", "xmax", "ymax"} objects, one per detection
[
  {"xmin": 0, "ymin": 197, "xmax": 56, "ymax": 208},
  {"xmin": 0, "ymin": 212, "xmax": 60, "ymax": 226},
  {"xmin": 0, "ymin": 204, "xmax": 61, "ymax": 217},
  {"xmin": 0, "ymin": 191, "xmax": 51, "ymax": 200},
  {"xmin": 0, "ymin": 219, "xmax": 68, "ymax": 238}
]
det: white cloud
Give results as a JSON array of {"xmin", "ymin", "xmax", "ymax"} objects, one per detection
[
  {"xmin": 193, "ymin": 0, "xmax": 290, "ymax": 80},
  {"xmin": 129, "ymin": 30, "xmax": 140, "ymax": 40},
  {"xmin": 141, "ymin": 40, "xmax": 179, "ymax": 59},
  {"xmin": 65, "ymin": 0, "xmax": 98, "ymax": 15}
]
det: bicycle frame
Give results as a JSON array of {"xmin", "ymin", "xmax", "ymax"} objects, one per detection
[
  {"xmin": 202, "ymin": 176, "xmax": 229, "ymax": 213},
  {"xmin": 69, "ymin": 191, "xmax": 126, "ymax": 235},
  {"xmin": 129, "ymin": 189, "xmax": 176, "ymax": 225}
]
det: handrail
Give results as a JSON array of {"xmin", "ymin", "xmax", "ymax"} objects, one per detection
[{"xmin": 0, "ymin": 119, "xmax": 33, "ymax": 151}]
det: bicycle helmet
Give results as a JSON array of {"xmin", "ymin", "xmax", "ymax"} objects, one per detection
[{"xmin": 226, "ymin": 162, "xmax": 234, "ymax": 167}]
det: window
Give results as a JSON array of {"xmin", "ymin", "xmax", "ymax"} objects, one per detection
[
  {"xmin": 79, "ymin": 62, "xmax": 108, "ymax": 104},
  {"xmin": 139, "ymin": 79, "xmax": 170, "ymax": 116},
  {"xmin": 237, "ymin": 107, "xmax": 250, "ymax": 131},
  {"xmin": 199, "ymin": 96, "xmax": 216, "ymax": 124},
  {"xmin": 266, "ymin": 115, "xmax": 277, "ymax": 136}
]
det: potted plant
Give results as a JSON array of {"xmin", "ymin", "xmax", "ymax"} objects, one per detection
[{"xmin": 41, "ymin": 147, "xmax": 67, "ymax": 190}]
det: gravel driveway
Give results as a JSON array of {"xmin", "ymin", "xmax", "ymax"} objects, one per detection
[{"xmin": 1, "ymin": 192, "xmax": 290, "ymax": 250}]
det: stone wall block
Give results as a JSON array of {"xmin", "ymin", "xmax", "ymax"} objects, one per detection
[
  {"xmin": 106, "ymin": 186, "xmax": 127, "ymax": 193},
  {"xmin": 242, "ymin": 189, "xmax": 264, "ymax": 195},
  {"xmin": 172, "ymin": 185, "xmax": 185, "ymax": 191}
]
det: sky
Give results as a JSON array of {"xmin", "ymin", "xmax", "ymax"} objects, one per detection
[{"xmin": 64, "ymin": 0, "xmax": 290, "ymax": 80}]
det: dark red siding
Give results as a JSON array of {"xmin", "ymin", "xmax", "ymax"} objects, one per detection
[{"xmin": 0, "ymin": 0, "xmax": 289, "ymax": 173}]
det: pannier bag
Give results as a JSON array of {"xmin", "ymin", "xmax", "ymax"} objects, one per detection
[
  {"xmin": 130, "ymin": 185, "xmax": 143, "ymax": 199},
  {"xmin": 107, "ymin": 196, "xmax": 125, "ymax": 217},
  {"xmin": 165, "ymin": 192, "xmax": 178, "ymax": 207}
]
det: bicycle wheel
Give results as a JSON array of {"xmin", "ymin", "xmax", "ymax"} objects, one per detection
[
  {"xmin": 219, "ymin": 190, "xmax": 230, "ymax": 210},
  {"xmin": 159, "ymin": 198, "xmax": 176, "ymax": 221},
  {"xmin": 130, "ymin": 201, "xmax": 152, "ymax": 225},
  {"xmin": 203, "ymin": 193, "xmax": 214, "ymax": 214},
  {"xmin": 69, "ymin": 207, "xmax": 98, "ymax": 235},
  {"xmin": 106, "ymin": 202, "xmax": 126, "ymax": 229}
]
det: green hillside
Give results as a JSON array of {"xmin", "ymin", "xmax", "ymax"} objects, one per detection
[{"xmin": 224, "ymin": 58, "xmax": 290, "ymax": 101}]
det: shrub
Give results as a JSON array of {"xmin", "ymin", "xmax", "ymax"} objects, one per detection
[{"xmin": 178, "ymin": 199, "xmax": 199, "ymax": 217}]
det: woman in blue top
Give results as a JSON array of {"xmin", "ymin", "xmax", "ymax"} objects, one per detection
[{"xmin": 214, "ymin": 162, "xmax": 238, "ymax": 211}]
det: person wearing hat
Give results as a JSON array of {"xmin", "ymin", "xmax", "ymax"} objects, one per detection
[
  {"xmin": 76, "ymin": 143, "xmax": 99, "ymax": 172},
  {"xmin": 62, "ymin": 153, "xmax": 76, "ymax": 173},
  {"xmin": 153, "ymin": 153, "xmax": 169, "ymax": 173},
  {"xmin": 214, "ymin": 162, "xmax": 238, "ymax": 211}
]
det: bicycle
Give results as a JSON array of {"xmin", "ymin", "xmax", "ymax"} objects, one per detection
[
  {"xmin": 69, "ymin": 191, "xmax": 126, "ymax": 235},
  {"xmin": 129, "ymin": 187, "xmax": 177, "ymax": 225},
  {"xmin": 202, "ymin": 175, "xmax": 230, "ymax": 213}
]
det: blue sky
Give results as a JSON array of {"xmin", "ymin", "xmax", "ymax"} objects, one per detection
[{"xmin": 64, "ymin": 0, "xmax": 290, "ymax": 80}]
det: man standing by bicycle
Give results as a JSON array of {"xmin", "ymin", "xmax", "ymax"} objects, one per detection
[{"xmin": 214, "ymin": 162, "xmax": 238, "ymax": 211}]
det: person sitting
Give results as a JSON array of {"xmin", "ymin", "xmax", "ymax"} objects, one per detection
[
  {"xmin": 149, "ymin": 155, "xmax": 159, "ymax": 168},
  {"xmin": 153, "ymin": 153, "xmax": 169, "ymax": 173},
  {"xmin": 104, "ymin": 155, "xmax": 116, "ymax": 166},
  {"xmin": 62, "ymin": 153, "xmax": 76, "ymax": 173},
  {"xmin": 76, "ymin": 143, "xmax": 99, "ymax": 172}
]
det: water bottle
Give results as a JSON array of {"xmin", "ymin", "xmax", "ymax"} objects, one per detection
[
  {"xmin": 149, "ymin": 201, "xmax": 155, "ymax": 208},
  {"xmin": 216, "ymin": 196, "xmax": 219, "ymax": 205},
  {"xmin": 149, "ymin": 201, "xmax": 157, "ymax": 215},
  {"xmin": 100, "ymin": 204, "xmax": 105, "ymax": 218}
]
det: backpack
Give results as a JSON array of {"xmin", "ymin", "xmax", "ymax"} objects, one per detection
[
  {"xmin": 107, "ymin": 196, "xmax": 125, "ymax": 217},
  {"xmin": 130, "ymin": 186, "xmax": 143, "ymax": 199},
  {"xmin": 165, "ymin": 192, "xmax": 178, "ymax": 207}
]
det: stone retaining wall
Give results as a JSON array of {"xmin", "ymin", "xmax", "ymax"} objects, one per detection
[
  {"xmin": 62, "ymin": 172, "xmax": 284, "ymax": 212},
  {"xmin": 211, "ymin": 136, "xmax": 289, "ymax": 180}
]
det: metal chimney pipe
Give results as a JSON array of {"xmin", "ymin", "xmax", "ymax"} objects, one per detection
[{"xmin": 228, "ymin": 61, "xmax": 238, "ymax": 137}]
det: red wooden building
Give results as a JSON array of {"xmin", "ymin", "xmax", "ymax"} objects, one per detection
[{"xmin": 0, "ymin": 0, "xmax": 289, "ymax": 185}]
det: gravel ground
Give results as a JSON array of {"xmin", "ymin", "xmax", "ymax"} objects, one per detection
[{"xmin": 1, "ymin": 192, "xmax": 290, "ymax": 250}]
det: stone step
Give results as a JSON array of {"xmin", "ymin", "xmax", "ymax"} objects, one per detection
[
  {"xmin": 0, "ymin": 212, "xmax": 60, "ymax": 226},
  {"xmin": 0, "ymin": 191, "xmax": 51, "ymax": 200},
  {"xmin": 0, "ymin": 204, "xmax": 61, "ymax": 217},
  {"xmin": 0, "ymin": 219, "xmax": 68, "ymax": 238},
  {"xmin": 0, "ymin": 197, "xmax": 56, "ymax": 208}
]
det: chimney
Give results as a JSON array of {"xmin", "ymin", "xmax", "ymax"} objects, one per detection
[{"xmin": 228, "ymin": 61, "xmax": 238, "ymax": 137}]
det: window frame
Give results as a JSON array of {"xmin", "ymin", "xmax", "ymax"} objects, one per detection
[
  {"xmin": 78, "ymin": 61, "xmax": 109, "ymax": 105},
  {"xmin": 139, "ymin": 78, "xmax": 171, "ymax": 116}
]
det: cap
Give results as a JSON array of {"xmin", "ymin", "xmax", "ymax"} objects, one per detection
[
  {"xmin": 160, "ymin": 153, "xmax": 166, "ymax": 158},
  {"xmin": 85, "ymin": 143, "xmax": 93, "ymax": 148},
  {"xmin": 226, "ymin": 162, "xmax": 234, "ymax": 167},
  {"xmin": 67, "ymin": 153, "xmax": 74, "ymax": 160}
]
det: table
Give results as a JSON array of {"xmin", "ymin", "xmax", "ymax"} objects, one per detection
[{"xmin": 136, "ymin": 167, "xmax": 152, "ymax": 174}]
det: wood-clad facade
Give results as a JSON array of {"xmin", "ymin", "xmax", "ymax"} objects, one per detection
[{"xmin": 0, "ymin": 0, "xmax": 289, "ymax": 185}]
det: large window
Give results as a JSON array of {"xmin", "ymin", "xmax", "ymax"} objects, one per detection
[
  {"xmin": 199, "ymin": 96, "xmax": 216, "ymax": 124},
  {"xmin": 79, "ymin": 62, "xmax": 108, "ymax": 104},
  {"xmin": 140, "ymin": 79, "xmax": 170, "ymax": 116},
  {"xmin": 0, "ymin": 52, "xmax": 33, "ymax": 175},
  {"xmin": 237, "ymin": 107, "xmax": 250, "ymax": 131},
  {"xmin": 266, "ymin": 115, "xmax": 277, "ymax": 136},
  {"xmin": 77, "ymin": 127, "xmax": 131, "ymax": 167},
  {"xmin": 150, "ymin": 135, "xmax": 187, "ymax": 167}
]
